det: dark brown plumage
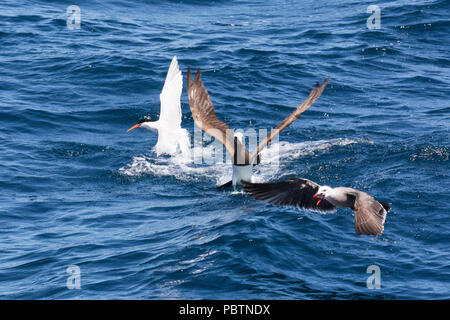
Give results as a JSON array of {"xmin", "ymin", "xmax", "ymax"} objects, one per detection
[
  {"xmin": 186, "ymin": 66, "xmax": 329, "ymax": 166},
  {"xmin": 187, "ymin": 67, "xmax": 249, "ymax": 165}
]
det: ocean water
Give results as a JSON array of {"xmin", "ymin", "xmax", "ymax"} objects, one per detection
[{"xmin": 0, "ymin": 0, "xmax": 449, "ymax": 299}]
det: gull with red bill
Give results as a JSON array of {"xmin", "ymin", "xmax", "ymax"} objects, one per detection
[
  {"xmin": 243, "ymin": 179, "xmax": 391, "ymax": 236},
  {"xmin": 127, "ymin": 56, "xmax": 190, "ymax": 158}
]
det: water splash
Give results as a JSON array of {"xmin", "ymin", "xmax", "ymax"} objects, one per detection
[{"xmin": 118, "ymin": 138, "xmax": 370, "ymax": 185}]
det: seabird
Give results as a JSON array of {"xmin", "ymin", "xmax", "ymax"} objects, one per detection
[
  {"xmin": 242, "ymin": 178, "xmax": 391, "ymax": 235},
  {"xmin": 186, "ymin": 66, "xmax": 329, "ymax": 187},
  {"xmin": 127, "ymin": 56, "xmax": 190, "ymax": 157}
]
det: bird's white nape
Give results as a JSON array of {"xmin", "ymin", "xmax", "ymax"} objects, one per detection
[{"xmin": 140, "ymin": 120, "xmax": 159, "ymax": 133}]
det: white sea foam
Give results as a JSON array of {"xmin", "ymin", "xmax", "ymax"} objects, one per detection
[{"xmin": 118, "ymin": 138, "xmax": 371, "ymax": 185}]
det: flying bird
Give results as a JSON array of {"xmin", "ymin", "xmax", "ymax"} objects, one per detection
[
  {"xmin": 186, "ymin": 66, "xmax": 329, "ymax": 187},
  {"xmin": 127, "ymin": 56, "xmax": 190, "ymax": 157},
  {"xmin": 242, "ymin": 178, "xmax": 391, "ymax": 235}
]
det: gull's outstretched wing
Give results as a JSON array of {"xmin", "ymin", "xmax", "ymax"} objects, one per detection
[
  {"xmin": 243, "ymin": 178, "xmax": 335, "ymax": 212},
  {"xmin": 187, "ymin": 66, "xmax": 250, "ymax": 164},
  {"xmin": 159, "ymin": 56, "xmax": 183, "ymax": 127},
  {"xmin": 249, "ymin": 78, "xmax": 329, "ymax": 163},
  {"xmin": 353, "ymin": 191, "xmax": 389, "ymax": 236}
]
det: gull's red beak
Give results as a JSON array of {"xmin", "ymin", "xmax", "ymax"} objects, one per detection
[
  {"xmin": 127, "ymin": 124, "xmax": 141, "ymax": 132},
  {"xmin": 314, "ymin": 192, "xmax": 323, "ymax": 206}
]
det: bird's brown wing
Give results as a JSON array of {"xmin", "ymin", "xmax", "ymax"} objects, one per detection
[
  {"xmin": 249, "ymin": 77, "xmax": 329, "ymax": 163},
  {"xmin": 187, "ymin": 67, "xmax": 250, "ymax": 163},
  {"xmin": 242, "ymin": 178, "xmax": 335, "ymax": 212},
  {"xmin": 353, "ymin": 192, "xmax": 388, "ymax": 236}
]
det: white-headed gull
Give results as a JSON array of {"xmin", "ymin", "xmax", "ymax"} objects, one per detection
[{"xmin": 243, "ymin": 178, "xmax": 391, "ymax": 235}]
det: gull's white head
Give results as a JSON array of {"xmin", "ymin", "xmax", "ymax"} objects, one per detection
[{"xmin": 313, "ymin": 186, "xmax": 332, "ymax": 205}]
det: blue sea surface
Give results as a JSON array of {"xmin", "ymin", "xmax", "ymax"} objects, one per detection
[{"xmin": 0, "ymin": 0, "xmax": 449, "ymax": 299}]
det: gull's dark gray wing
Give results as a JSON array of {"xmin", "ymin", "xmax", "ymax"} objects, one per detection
[
  {"xmin": 242, "ymin": 178, "xmax": 335, "ymax": 212},
  {"xmin": 353, "ymin": 191, "xmax": 389, "ymax": 236}
]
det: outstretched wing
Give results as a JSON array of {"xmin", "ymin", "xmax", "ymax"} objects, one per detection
[
  {"xmin": 249, "ymin": 78, "xmax": 329, "ymax": 163},
  {"xmin": 243, "ymin": 178, "xmax": 335, "ymax": 212},
  {"xmin": 187, "ymin": 66, "xmax": 250, "ymax": 163},
  {"xmin": 159, "ymin": 56, "xmax": 183, "ymax": 127},
  {"xmin": 353, "ymin": 192, "xmax": 388, "ymax": 236}
]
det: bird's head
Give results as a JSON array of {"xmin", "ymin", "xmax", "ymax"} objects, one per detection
[
  {"xmin": 313, "ymin": 186, "xmax": 332, "ymax": 205},
  {"xmin": 127, "ymin": 117, "xmax": 154, "ymax": 132}
]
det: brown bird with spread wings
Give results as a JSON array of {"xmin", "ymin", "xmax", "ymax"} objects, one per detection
[{"xmin": 187, "ymin": 66, "xmax": 329, "ymax": 187}]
